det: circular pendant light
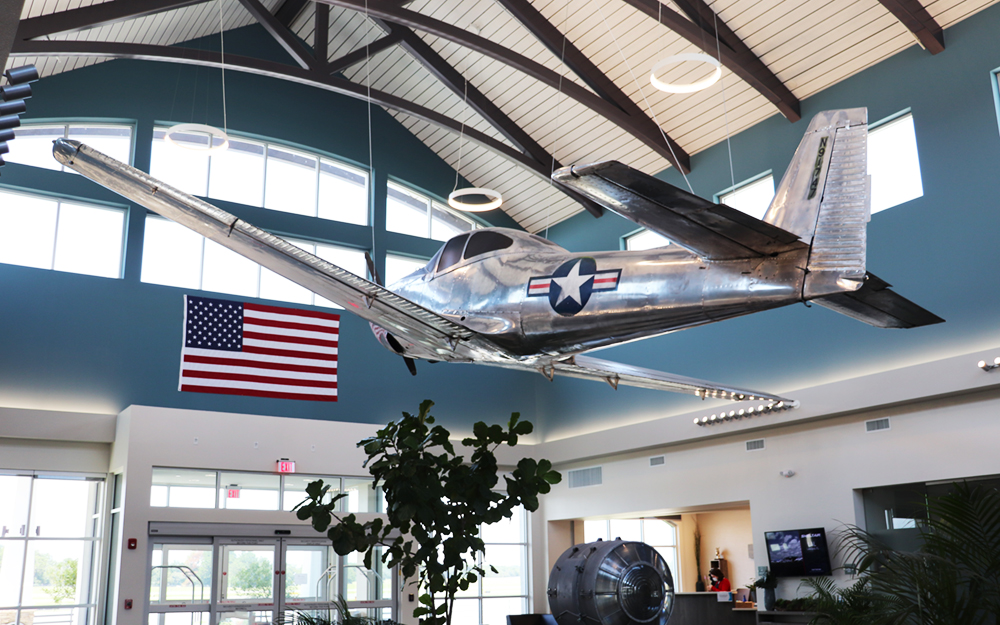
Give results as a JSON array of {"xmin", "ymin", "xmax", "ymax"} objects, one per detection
[
  {"xmin": 448, "ymin": 187, "xmax": 503, "ymax": 212},
  {"xmin": 165, "ymin": 123, "xmax": 230, "ymax": 153},
  {"xmin": 650, "ymin": 53, "xmax": 722, "ymax": 94}
]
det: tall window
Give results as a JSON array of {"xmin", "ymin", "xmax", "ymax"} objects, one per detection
[
  {"xmin": 448, "ymin": 506, "xmax": 529, "ymax": 625},
  {"xmin": 584, "ymin": 518, "xmax": 679, "ymax": 585},
  {"xmin": 624, "ymin": 229, "xmax": 670, "ymax": 251},
  {"xmin": 386, "ymin": 182, "xmax": 480, "ymax": 241},
  {"xmin": 150, "ymin": 128, "xmax": 369, "ymax": 226},
  {"xmin": 0, "ymin": 187, "xmax": 125, "ymax": 279},
  {"xmin": 717, "ymin": 173, "xmax": 774, "ymax": 220},
  {"xmin": 5, "ymin": 123, "xmax": 133, "ymax": 171},
  {"xmin": 384, "ymin": 253, "xmax": 428, "ymax": 286},
  {"xmin": 140, "ymin": 215, "xmax": 366, "ymax": 308},
  {"xmin": 0, "ymin": 473, "xmax": 105, "ymax": 625},
  {"xmin": 868, "ymin": 112, "xmax": 923, "ymax": 213}
]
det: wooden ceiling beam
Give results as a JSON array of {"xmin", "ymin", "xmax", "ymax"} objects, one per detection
[
  {"xmin": 494, "ymin": 0, "xmax": 633, "ymax": 115},
  {"xmin": 620, "ymin": 0, "xmax": 801, "ymax": 122},
  {"xmin": 389, "ymin": 25, "xmax": 604, "ymax": 216},
  {"xmin": 314, "ymin": 2, "xmax": 329, "ymax": 62},
  {"xmin": 314, "ymin": 0, "xmax": 691, "ymax": 173},
  {"xmin": 876, "ymin": 0, "xmax": 944, "ymax": 54},
  {"xmin": 327, "ymin": 31, "xmax": 404, "ymax": 74},
  {"xmin": 236, "ymin": 0, "xmax": 318, "ymax": 70},
  {"xmin": 274, "ymin": 0, "xmax": 310, "ymax": 28},
  {"xmin": 10, "ymin": 39, "xmax": 603, "ymax": 218}
]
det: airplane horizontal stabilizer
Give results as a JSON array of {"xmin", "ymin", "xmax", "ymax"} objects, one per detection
[
  {"xmin": 813, "ymin": 273, "xmax": 944, "ymax": 328},
  {"xmin": 552, "ymin": 161, "xmax": 806, "ymax": 260},
  {"xmin": 491, "ymin": 354, "xmax": 794, "ymax": 403}
]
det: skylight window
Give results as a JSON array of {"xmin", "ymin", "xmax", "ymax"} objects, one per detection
[
  {"xmin": 718, "ymin": 173, "xmax": 774, "ymax": 220},
  {"xmin": 0, "ymin": 187, "xmax": 125, "ymax": 278},
  {"xmin": 6, "ymin": 123, "xmax": 133, "ymax": 171},
  {"xmin": 140, "ymin": 215, "xmax": 366, "ymax": 307},
  {"xmin": 150, "ymin": 128, "xmax": 369, "ymax": 225},
  {"xmin": 868, "ymin": 112, "xmax": 923, "ymax": 213},
  {"xmin": 386, "ymin": 181, "xmax": 480, "ymax": 241}
]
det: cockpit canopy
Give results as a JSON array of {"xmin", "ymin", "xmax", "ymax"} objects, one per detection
[{"xmin": 427, "ymin": 228, "xmax": 565, "ymax": 275}]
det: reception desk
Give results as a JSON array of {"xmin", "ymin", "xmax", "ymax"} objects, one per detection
[{"xmin": 670, "ymin": 592, "xmax": 758, "ymax": 625}]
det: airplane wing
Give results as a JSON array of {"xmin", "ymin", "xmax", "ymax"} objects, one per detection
[
  {"xmin": 486, "ymin": 354, "xmax": 795, "ymax": 403},
  {"xmin": 52, "ymin": 139, "xmax": 512, "ymax": 363},
  {"xmin": 552, "ymin": 161, "xmax": 807, "ymax": 260}
]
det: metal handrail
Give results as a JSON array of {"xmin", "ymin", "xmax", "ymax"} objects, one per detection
[{"xmin": 151, "ymin": 565, "xmax": 205, "ymax": 603}]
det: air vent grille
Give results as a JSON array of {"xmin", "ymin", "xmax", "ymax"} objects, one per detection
[
  {"xmin": 866, "ymin": 417, "xmax": 891, "ymax": 432},
  {"xmin": 649, "ymin": 456, "xmax": 665, "ymax": 467},
  {"xmin": 746, "ymin": 439, "xmax": 765, "ymax": 452},
  {"xmin": 568, "ymin": 467, "xmax": 602, "ymax": 488}
]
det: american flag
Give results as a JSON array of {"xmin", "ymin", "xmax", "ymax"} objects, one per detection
[{"xmin": 179, "ymin": 295, "xmax": 339, "ymax": 402}]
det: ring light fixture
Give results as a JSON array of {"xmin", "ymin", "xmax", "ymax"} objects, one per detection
[
  {"xmin": 164, "ymin": 123, "xmax": 229, "ymax": 153},
  {"xmin": 448, "ymin": 187, "xmax": 503, "ymax": 212},
  {"xmin": 650, "ymin": 53, "xmax": 722, "ymax": 94}
]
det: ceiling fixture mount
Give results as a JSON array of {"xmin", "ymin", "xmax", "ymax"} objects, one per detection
[
  {"xmin": 164, "ymin": 123, "xmax": 230, "ymax": 153},
  {"xmin": 650, "ymin": 53, "xmax": 722, "ymax": 94},
  {"xmin": 448, "ymin": 187, "xmax": 503, "ymax": 212}
]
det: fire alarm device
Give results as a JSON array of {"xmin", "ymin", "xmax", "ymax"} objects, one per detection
[
  {"xmin": 127, "ymin": 538, "xmax": 137, "ymax": 549},
  {"xmin": 124, "ymin": 599, "xmax": 133, "ymax": 610}
]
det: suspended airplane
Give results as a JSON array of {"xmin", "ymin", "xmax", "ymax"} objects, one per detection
[{"xmin": 52, "ymin": 108, "xmax": 942, "ymax": 403}]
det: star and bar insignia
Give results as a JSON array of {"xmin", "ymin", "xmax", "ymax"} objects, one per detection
[{"xmin": 527, "ymin": 257, "xmax": 622, "ymax": 316}]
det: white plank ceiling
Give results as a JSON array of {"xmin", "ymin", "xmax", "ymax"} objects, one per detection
[{"xmin": 8, "ymin": 0, "xmax": 999, "ymax": 232}]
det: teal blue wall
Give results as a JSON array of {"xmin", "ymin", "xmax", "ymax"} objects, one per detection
[
  {"xmin": 3, "ymin": 9, "xmax": 1000, "ymax": 439},
  {"xmin": 0, "ymin": 26, "xmax": 531, "ymax": 430},
  {"xmin": 539, "ymin": 4, "xmax": 1000, "ymax": 439}
]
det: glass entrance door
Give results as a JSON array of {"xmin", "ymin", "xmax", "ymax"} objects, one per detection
[{"xmin": 148, "ymin": 535, "xmax": 395, "ymax": 625}]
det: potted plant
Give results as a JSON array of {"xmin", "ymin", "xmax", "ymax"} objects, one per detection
[
  {"xmin": 694, "ymin": 528, "xmax": 705, "ymax": 591},
  {"xmin": 295, "ymin": 400, "xmax": 562, "ymax": 625},
  {"xmin": 754, "ymin": 569, "xmax": 777, "ymax": 611}
]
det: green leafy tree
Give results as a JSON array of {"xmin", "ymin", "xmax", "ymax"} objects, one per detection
[
  {"xmin": 45, "ymin": 558, "xmax": 77, "ymax": 604},
  {"xmin": 295, "ymin": 400, "xmax": 561, "ymax": 625}
]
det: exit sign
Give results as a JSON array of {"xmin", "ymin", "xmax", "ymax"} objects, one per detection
[
  {"xmin": 276, "ymin": 459, "xmax": 296, "ymax": 473},
  {"xmin": 227, "ymin": 488, "xmax": 240, "ymax": 499}
]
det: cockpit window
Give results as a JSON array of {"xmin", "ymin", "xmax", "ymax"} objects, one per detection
[
  {"xmin": 436, "ymin": 233, "xmax": 469, "ymax": 273},
  {"xmin": 464, "ymin": 231, "xmax": 514, "ymax": 260}
]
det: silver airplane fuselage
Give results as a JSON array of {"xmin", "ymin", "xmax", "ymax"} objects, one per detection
[{"xmin": 380, "ymin": 228, "xmax": 808, "ymax": 363}]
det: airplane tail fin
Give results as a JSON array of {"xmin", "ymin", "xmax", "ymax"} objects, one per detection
[
  {"xmin": 767, "ymin": 108, "xmax": 942, "ymax": 328},
  {"xmin": 764, "ymin": 108, "xmax": 871, "ymax": 299}
]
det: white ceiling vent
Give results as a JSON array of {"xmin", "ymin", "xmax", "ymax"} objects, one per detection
[
  {"xmin": 866, "ymin": 417, "xmax": 891, "ymax": 432},
  {"xmin": 568, "ymin": 467, "xmax": 603, "ymax": 489},
  {"xmin": 746, "ymin": 439, "xmax": 766, "ymax": 452},
  {"xmin": 649, "ymin": 456, "xmax": 665, "ymax": 467}
]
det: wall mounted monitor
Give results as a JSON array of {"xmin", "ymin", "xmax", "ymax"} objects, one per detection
[{"xmin": 763, "ymin": 527, "xmax": 832, "ymax": 577}]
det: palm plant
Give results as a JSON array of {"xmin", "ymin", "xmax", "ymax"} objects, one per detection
[{"xmin": 804, "ymin": 482, "xmax": 1000, "ymax": 625}]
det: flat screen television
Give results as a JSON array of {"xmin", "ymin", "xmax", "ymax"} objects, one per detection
[{"xmin": 764, "ymin": 527, "xmax": 832, "ymax": 577}]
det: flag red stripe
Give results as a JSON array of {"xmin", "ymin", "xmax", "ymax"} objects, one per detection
[
  {"xmin": 182, "ymin": 369, "xmax": 338, "ymax": 388},
  {"xmin": 593, "ymin": 278, "xmax": 618, "ymax": 284},
  {"xmin": 243, "ymin": 330, "xmax": 339, "ymax": 348},
  {"xmin": 184, "ymin": 354, "xmax": 336, "ymax": 375},
  {"xmin": 180, "ymin": 384, "xmax": 337, "ymax": 402},
  {"xmin": 243, "ymin": 316, "xmax": 339, "ymax": 334},
  {"xmin": 529, "ymin": 283, "xmax": 549, "ymax": 289},
  {"xmin": 243, "ymin": 345, "xmax": 338, "ymax": 361},
  {"xmin": 244, "ymin": 302, "xmax": 341, "ymax": 322}
]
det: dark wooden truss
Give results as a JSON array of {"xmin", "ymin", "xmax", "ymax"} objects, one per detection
[
  {"xmin": 10, "ymin": 0, "xmax": 825, "ymax": 217},
  {"xmin": 875, "ymin": 0, "xmax": 945, "ymax": 54}
]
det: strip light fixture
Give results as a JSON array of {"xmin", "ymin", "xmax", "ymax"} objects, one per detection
[{"xmin": 694, "ymin": 400, "xmax": 799, "ymax": 426}]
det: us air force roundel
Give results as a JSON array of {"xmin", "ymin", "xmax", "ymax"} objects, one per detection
[{"xmin": 526, "ymin": 257, "xmax": 622, "ymax": 316}]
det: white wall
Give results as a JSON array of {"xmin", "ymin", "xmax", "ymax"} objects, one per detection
[
  {"xmin": 695, "ymin": 509, "xmax": 754, "ymax": 591},
  {"xmin": 538, "ymin": 386, "xmax": 1000, "ymax": 600},
  {"xmin": 112, "ymin": 405, "xmax": 386, "ymax": 625}
]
